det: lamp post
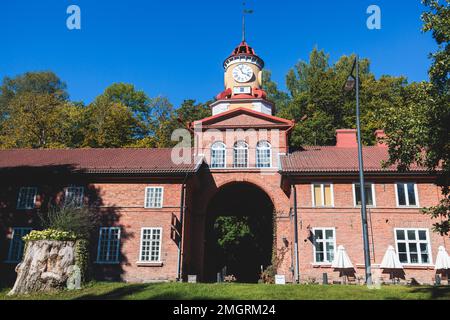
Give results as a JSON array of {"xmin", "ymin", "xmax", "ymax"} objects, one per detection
[{"xmin": 344, "ymin": 55, "xmax": 373, "ymax": 285}]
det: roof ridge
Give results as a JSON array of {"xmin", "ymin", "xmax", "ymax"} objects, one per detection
[{"xmin": 0, "ymin": 147, "xmax": 188, "ymax": 152}]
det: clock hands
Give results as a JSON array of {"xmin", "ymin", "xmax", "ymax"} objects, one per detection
[
  {"xmin": 238, "ymin": 65, "xmax": 252, "ymax": 77},
  {"xmin": 233, "ymin": 64, "xmax": 253, "ymax": 82}
]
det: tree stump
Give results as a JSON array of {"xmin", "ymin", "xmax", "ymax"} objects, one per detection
[{"xmin": 8, "ymin": 240, "xmax": 80, "ymax": 295}]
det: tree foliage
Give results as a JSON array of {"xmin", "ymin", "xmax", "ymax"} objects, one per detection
[
  {"xmin": 0, "ymin": 76, "xmax": 211, "ymax": 149},
  {"xmin": 82, "ymin": 97, "xmax": 140, "ymax": 148},
  {"xmin": 263, "ymin": 48, "xmax": 410, "ymax": 146},
  {"xmin": 381, "ymin": 0, "xmax": 450, "ymax": 235},
  {"xmin": 0, "ymin": 92, "xmax": 81, "ymax": 148}
]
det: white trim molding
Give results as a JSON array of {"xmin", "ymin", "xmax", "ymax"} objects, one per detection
[
  {"xmin": 138, "ymin": 227, "xmax": 163, "ymax": 264},
  {"xmin": 144, "ymin": 186, "xmax": 164, "ymax": 209},
  {"xmin": 311, "ymin": 183, "xmax": 335, "ymax": 207},
  {"xmin": 352, "ymin": 182, "xmax": 376, "ymax": 207},
  {"xmin": 395, "ymin": 182, "xmax": 420, "ymax": 208}
]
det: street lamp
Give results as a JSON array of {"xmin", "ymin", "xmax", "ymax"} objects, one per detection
[
  {"xmin": 344, "ymin": 75, "xmax": 356, "ymax": 92},
  {"xmin": 344, "ymin": 55, "xmax": 373, "ymax": 285}
]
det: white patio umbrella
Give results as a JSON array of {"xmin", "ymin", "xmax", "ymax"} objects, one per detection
[
  {"xmin": 331, "ymin": 245, "xmax": 353, "ymax": 284},
  {"xmin": 435, "ymin": 246, "xmax": 450, "ymax": 270},
  {"xmin": 380, "ymin": 245, "xmax": 403, "ymax": 284},
  {"xmin": 380, "ymin": 245, "xmax": 403, "ymax": 269},
  {"xmin": 332, "ymin": 245, "xmax": 354, "ymax": 269}
]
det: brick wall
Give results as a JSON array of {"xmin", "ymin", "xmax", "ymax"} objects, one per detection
[
  {"xmin": 293, "ymin": 179, "xmax": 449, "ymax": 285},
  {"xmin": 0, "ymin": 171, "xmax": 447, "ymax": 285}
]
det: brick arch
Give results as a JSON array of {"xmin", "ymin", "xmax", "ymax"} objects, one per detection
[
  {"xmin": 215, "ymin": 178, "xmax": 275, "ymax": 207},
  {"xmin": 195, "ymin": 172, "xmax": 291, "ymax": 217},
  {"xmin": 214, "ymin": 176, "xmax": 289, "ymax": 215}
]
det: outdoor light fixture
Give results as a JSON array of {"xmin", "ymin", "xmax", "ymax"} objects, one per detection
[
  {"xmin": 344, "ymin": 75, "xmax": 356, "ymax": 91},
  {"xmin": 343, "ymin": 55, "xmax": 373, "ymax": 286}
]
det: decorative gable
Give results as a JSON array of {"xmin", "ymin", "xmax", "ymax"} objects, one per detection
[{"xmin": 191, "ymin": 107, "xmax": 294, "ymax": 131}]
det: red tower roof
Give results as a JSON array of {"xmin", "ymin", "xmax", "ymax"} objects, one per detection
[
  {"xmin": 223, "ymin": 40, "xmax": 264, "ymax": 69},
  {"xmin": 230, "ymin": 41, "xmax": 257, "ymax": 56}
]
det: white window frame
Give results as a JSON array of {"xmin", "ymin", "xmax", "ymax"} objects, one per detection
[
  {"xmin": 256, "ymin": 140, "xmax": 272, "ymax": 168},
  {"xmin": 6, "ymin": 227, "xmax": 32, "ymax": 263},
  {"xmin": 352, "ymin": 182, "xmax": 376, "ymax": 207},
  {"xmin": 211, "ymin": 141, "xmax": 226, "ymax": 169},
  {"xmin": 394, "ymin": 228, "xmax": 432, "ymax": 266},
  {"xmin": 96, "ymin": 227, "xmax": 121, "ymax": 264},
  {"xmin": 138, "ymin": 227, "xmax": 162, "ymax": 263},
  {"xmin": 64, "ymin": 186, "xmax": 84, "ymax": 207},
  {"xmin": 311, "ymin": 183, "xmax": 335, "ymax": 207},
  {"xmin": 233, "ymin": 140, "xmax": 249, "ymax": 168},
  {"xmin": 144, "ymin": 186, "xmax": 164, "ymax": 208},
  {"xmin": 312, "ymin": 227, "xmax": 336, "ymax": 264},
  {"xmin": 395, "ymin": 182, "xmax": 419, "ymax": 207},
  {"xmin": 16, "ymin": 187, "xmax": 37, "ymax": 210}
]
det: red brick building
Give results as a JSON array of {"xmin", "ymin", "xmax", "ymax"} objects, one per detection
[{"xmin": 0, "ymin": 41, "xmax": 447, "ymax": 285}]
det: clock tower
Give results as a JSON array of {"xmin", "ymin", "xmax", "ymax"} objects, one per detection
[{"xmin": 211, "ymin": 41, "xmax": 274, "ymax": 116}]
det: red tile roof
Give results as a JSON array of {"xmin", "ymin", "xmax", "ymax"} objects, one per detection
[
  {"xmin": 280, "ymin": 146, "xmax": 429, "ymax": 174},
  {"xmin": 0, "ymin": 146, "xmax": 430, "ymax": 176},
  {"xmin": 0, "ymin": 148, "xmax": 202, "ymax": 175}
]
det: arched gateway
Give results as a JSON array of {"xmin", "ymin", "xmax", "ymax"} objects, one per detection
[{"xmin": 203, "ymin": 182, "xmax": 274, "ymax": 282}]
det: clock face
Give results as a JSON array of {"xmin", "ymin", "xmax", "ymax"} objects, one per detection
[{"xmin": 232, "ymin": 64, "xmax": 254, "ymax": 83}]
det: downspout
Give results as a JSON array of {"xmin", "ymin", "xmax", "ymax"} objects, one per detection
[
  {"xmin": 176, "ymin": 173, "xmax": 188, "ymax": 281},
  {"xmin": 292, "ymin": 183, "xmax": 300, "ymax": 283}
]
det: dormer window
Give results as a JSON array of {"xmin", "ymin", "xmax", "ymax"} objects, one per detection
[{"xmin": 233, "ymin": 141, "xmax": 248, "ymax": 168}]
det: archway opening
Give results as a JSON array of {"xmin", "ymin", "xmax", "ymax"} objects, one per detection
[{"xmin": 204, "ymin": 182, "xmax": 274, "ymax": 283}]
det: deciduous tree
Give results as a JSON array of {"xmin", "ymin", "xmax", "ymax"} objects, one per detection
[{"xmin": 382, "ymin": 0, "xmax": 450, "ymax": 234}]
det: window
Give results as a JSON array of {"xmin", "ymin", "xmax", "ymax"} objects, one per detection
[
  {"xmin": 353, "ymin": 183, "xmax": 376, "ymax": 206},
  {"xmin": 211, "ymin": 142, "xmax": 226, "ymax": 168},
  {"xmin": 65, "ymin": 186, "xmax": 84, "ymax": 207},
  {"xmin": 7, "ymin": 228, "xmax": 32, "ymax": 262},
  {"xmin": 16, "ymin": 187, "xmax": 37, "ymax": 210},
  {"xmin": 256, "ymin": 141, "xmax": 271, "ymax": 168},
  {"xmin": 395, "ymin": 228, "xmax": 431, "ymax": 265},
  {"xmin": 139, "ymin": 228, "xmax": 162, "ymax": 262},
  {"xmin": 145, "ymin": 187, "xmax": 164, "ymax": 208},
  {"xmin": 233, "ymin": 141, "xmax": 248, "ymax": 168},
  {"xmin": 96, "ymin": 227, "xmax": 121, "ymax": 263},
  {"xmin": 396, "ymin": 183, "xmax": 418, "ymax": 207},
  {"xmin": 313, "ymin": 228, "xmax": 335, "ymax": 263},
  {"xmin": 312, "ymin": 183, "xmax": 334, "ymax": 207}
]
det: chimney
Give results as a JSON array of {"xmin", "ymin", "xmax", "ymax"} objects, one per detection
[
  {"xmin": 336, "ymin": 129, "xmax": 357, "ymax": 147},
  {"xmin": 375, "ymin": 129, "xmax": 387, "ymax": 147}
]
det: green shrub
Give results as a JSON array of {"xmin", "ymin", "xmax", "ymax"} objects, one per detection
[
  {"xmin": 23, "ymin": 229, "xmax": 77, "ymax": 241},
  {"xmin": 75, "ymin": 239, "xmax": 90, "ymax": 283},
  {"xmin": 38, "ymin": 204, "xmax": 97, "ymax": 239},
  {"xmin": 260, "ymin": 265, "xmax": 276, "ymax": 284}
]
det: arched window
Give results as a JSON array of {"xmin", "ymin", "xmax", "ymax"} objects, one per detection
[
  {"xmin": 211, "ymin": 142, "xmax": 226, "ymax": 168},
  {"xmin": 233, "ymin": 141, "xmax": 248, "ymax": 168},
  {"xmin": 256, "ymin": 141, "xmax": 272, "ymax": 168}
]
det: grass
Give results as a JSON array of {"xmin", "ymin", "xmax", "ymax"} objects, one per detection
[{"xmin": 1, "ymin": 282, "xmax": 450, "ymax": 300}]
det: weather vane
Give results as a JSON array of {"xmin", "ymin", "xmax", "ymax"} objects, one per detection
[{"xmin": 242, "ymin": 1, "xmax": 254, "ymax": 42}]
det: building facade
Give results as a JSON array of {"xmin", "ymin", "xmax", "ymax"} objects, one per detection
[{"xmin": 0, "ymin": 41, "xmax": 447, "ymax": 285}]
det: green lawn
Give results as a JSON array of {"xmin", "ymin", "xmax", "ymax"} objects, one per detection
[{"xmin": 1, "ymin": 282, "xmax": 450, "ymax": 300}]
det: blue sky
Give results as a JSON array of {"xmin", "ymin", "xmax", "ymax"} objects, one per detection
[{"xmin": 0, "ymin": 0, "xmax": 436, "ymax": 107}]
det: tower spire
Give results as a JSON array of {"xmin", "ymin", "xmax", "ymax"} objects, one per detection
[
  {"xmin": 242, "ymin": 8, "xmax": 245, "ymax": 42},
  {"xmin": 242, "ymin": 1, "xmax": 253, "ymax": 42}
]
